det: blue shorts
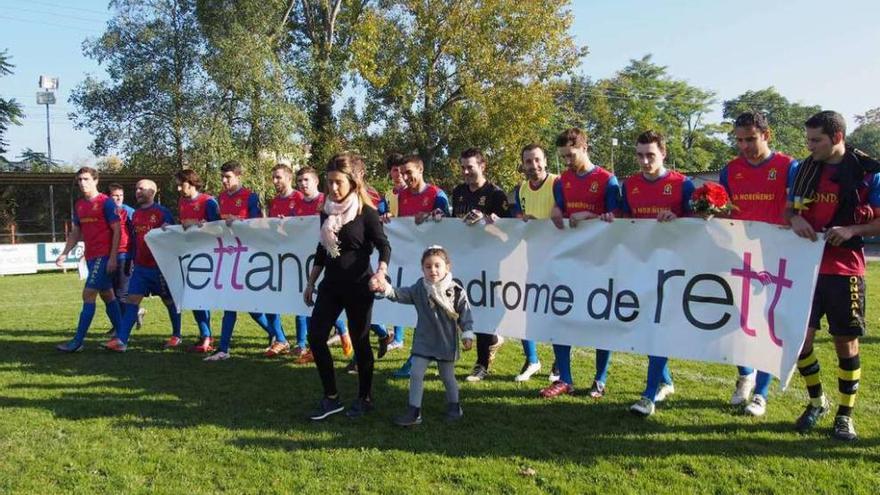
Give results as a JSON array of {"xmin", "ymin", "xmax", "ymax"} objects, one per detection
[
  {"xmin": 128, "ymin": 265, "xmax": 171, "ymax": 299},
  {"xmin": 85, "ymin": 256, "xmax": 114, "ymax": 291}
]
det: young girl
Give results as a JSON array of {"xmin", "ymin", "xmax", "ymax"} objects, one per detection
[{"xmin": 371, "ymin": 246, "xmax": 474, "ymax": 426}]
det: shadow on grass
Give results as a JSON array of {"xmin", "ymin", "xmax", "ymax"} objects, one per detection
[{"xmin": 0, "ymin": 337, "xmax": 877, "ymax": 465}]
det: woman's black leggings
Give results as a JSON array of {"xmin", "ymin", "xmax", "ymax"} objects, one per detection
[{"xmin": 308, "ymin": 281, "xmax": 375, "ymax": 399}]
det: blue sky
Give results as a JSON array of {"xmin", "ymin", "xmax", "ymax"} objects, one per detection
[{"xmin": 2, "ymin": 0, "xmax": 879, "ymax": 164}]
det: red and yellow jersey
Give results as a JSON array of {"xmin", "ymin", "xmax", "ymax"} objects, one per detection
[
  {"xmin": 219, "ymin": 187, "xmax": 262, "ymax": 220},
  {"xmin": 178, "ymin": 193, "xmax": 220, "ymax": 226},
  {"xmin": 397, "ymin": 184, "xmax": 450, "ymax": 217},
  {"xmin": 721, "ymin": 153, "xmax": 796, "ymax": 225},
  {"xmin": 268, "ymin": 190, "xmax": 305, "ymax": 218},
  {"xmin": 554, "ymin": 167, "xmax": 620, "ymax": 216},
  {"xmin": 132, "ymin": 204, "xmax": 174, "ymax": 268},
  {"xmin": 293, "ymin": 193, "xmax": 325, "ymax": 217},
  {"xmin": 73, "ymin": 193, "xmax": 119, "ymax": 260},
  {"xmin": 798, "ymin": 165, "xmax": 880, "ymax": 276},
  {"xmin": 622, "ymin": 171, "xmax": 693, "ymax": 219}
]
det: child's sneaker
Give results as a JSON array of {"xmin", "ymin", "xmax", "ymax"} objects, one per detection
[
  {"xmin": 744, "ymin": 395, "xmax": 767, "ymax": 417},
  {"xmin": 393, "ymin": 406, "xmax": 422, "ymax": 427}
]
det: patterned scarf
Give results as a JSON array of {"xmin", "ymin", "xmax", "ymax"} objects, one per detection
[
  {"xmin": 422, "ymin": 272, "xmax": 458, "ymax": 320},
  {"xmin": 320, "ymin": 192, "xmax": 360, "ymax": 258}
]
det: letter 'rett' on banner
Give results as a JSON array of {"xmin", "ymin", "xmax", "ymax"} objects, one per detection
[{"xmin": 147, "ymin": 217, "xmax": 823, "ymax": 386}]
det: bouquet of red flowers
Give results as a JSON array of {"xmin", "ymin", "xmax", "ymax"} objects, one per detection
[{"xmin": 690, "ymin": 181, "xmax": 736, "ymax": 218}]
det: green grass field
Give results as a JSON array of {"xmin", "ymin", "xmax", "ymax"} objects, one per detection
[{"xmin": 1, "ymin": 269, "xmax": 879, "ymax": 494}]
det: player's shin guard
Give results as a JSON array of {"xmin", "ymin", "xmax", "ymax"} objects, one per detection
[
  {"xmin": 798, "ymin": 347, "xmax": 824, "ymax": 406},
  {"xmin": 166, "ymin": 304, "xmax": 182, "ymax": 338},
  {"xmin": 219, "ymin": 311, "xmax": 237, "ymax": 353},
  {"xmin": 552, "ymin": 344, "xmax": 573, "ymax": 385},
  {"xmin": 595, "ymin": 349, "xmax": 611, "ymax": 384},
  {"xmin": 117, "ymin": 303, "xmax": 140, "ymax": 344},
  {"xmin": 837, "ymin": 355, "xmax": 860, "ymax": 417},
  {"xmin": 73, "ymin": 302, "xmax": 97, "ymax": 343},
  {"xmin": 193, "ymin": 310, "xmax": 212, "ymax": 338},
  {"xmin": 105, "ymin": 299, "xmax": 123, "ymax": 335}
]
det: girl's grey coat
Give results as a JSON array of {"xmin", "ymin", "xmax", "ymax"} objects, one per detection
[{"xmin": 384, "ymin": 279, "xmax": 475, "ymax": 362}]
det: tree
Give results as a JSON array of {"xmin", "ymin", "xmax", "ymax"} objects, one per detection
[
  {"xmin": 0, "ymin": 50, "xmax": 24, "ymax": 157},
  {"xmin": 722, "ymin": 87, "xmax": 821, "ymax": 159},
  {"xmin": 70, "ymin": 0, "xmax": 207, "ymax": 170},
  {"xmin": 849, "ymin": 107, "xmax": 880, "ymax": 158},
  {"xmin": 558, "ymin": 56, "xmax": 727, "ymax": 177},
  {"xmin": 283, "ymin": 0, "xmax": 371, "ymax": 167},
  {"xmin": 351, "ymin": 0, "xmax": 585, "ymax": 188}
]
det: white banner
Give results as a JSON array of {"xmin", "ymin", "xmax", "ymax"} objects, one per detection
[
  {"xmin": 147, "ymin": 217, "xmax": 824, "ymax": 383},
  {"xmin": 0, "ymin": 244, "xmax": 38, "ymax": 275}
]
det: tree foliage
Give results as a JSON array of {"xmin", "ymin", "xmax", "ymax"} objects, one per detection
[
  {"xmin": 722, "ymin": 87, "xmax": 821, "ymax": 160},
  {"xmin": 351, "ymin": 0, "xmax": 585, "ymax": 189},
  {"xmin": 0, "ymin": 50, "xmax": 24, "ymax": 157},
  {"xmin": 850, "ymin": 107, "xmax": 880, "ymax": 158},
  {"xmin": 557, "ymin": 56, "xmax": 726, "ymax": 178}
]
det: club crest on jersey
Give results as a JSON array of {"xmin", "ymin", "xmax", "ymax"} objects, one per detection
[
  {"xmin": 631, "ymin": 186, "xmax": 640, "ymax": 195},
  {"xmin": 663, "ymin": 184, "xmax": 673, "ymax": 196},
  {"xmin": 590, "ymin": 182, "xmax": 599, "ymax": 193},
  {"xmin": 735, "ymin": 173, "xmax": 744, "ymax": 180},
  {"xmin": 768, "ymin": 168, "xmax": 777, "ymax": 181},
  {"xmin": 423, "ymin": 198, "xmax": 430, "ymax": 206},
  {"xmin": 235, "ymin": 199, "xmax": 242, "ymax": 207},
  {"xmin": 150, "ymin": 214, "xmax": 157, "ymax": 223},
  {"xmin": 92, "ymin": 202, "xmax": 100, "ymax": 210},
  {"xmin": 193, "ymin": 204, "xmax": 201, "ymax": 211},
  {"xmin": 478, "ymin": 197, "xmax": 486, "ymax": 206}
]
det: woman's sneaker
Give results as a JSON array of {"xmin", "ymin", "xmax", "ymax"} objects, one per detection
[
  {"xmin": 465, "ymin": 365, "xmax": 489, "ymax": 382},
  {"xmin": 309, "ymin": 397, "xmax": 344, "ymax": 421}
]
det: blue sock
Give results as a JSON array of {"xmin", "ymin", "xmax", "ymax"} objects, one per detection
[
  {"xmin": 117, "ymin": 303, "xmax": 140, "ymax": 344},
  {"xmin": 754, "ymin": 370, "xmax": 772, "ymax": 398},
  {"xmin": 662, "ymin": 361, "xmax": 673, "ymax": 385},
  {"xmin": 167, "ymin": 304, "xmax": 182, "ymax": 337},
  {"xmin": 371, "ymin": 324, "xmax": 388, "ymax": 339},
  {"xmin": 73, "ymin": 302, "xmax": 97, "ymax": 343},
  {"xmin": 266, "ymin": 314, "xmax": 287, "ymax": 343},
  {"xmin": 193, "ymin": 310, "xmax": 212, "ymax": 338},
  {"xmin": 737, "ymin": 365, "xmax": 754, "ymax": 376},
  {"xmin": 335, "ymin": 319, "xmax": 348, "ymax": 335},
  {"xmin": 105, "ymin": 299, "xmax": 123, "ymax": 335},
  {"xmin": 248, "ymin": 312, "xmax": 273, "ymax": 337},
  {"xmin": 393, "ymin": 325, "xmax": 405, "ymax": 345},
  {"xmin": 104, "ymin": 302, "xmax": 118, "ymax": 332},
  {"xmin": 643, "ymin": 355, "xmax": 669, "ymax": 399},
  {"xmin": 295, "ymin": 315, "xmax": 309, "ymax": 348},
  {"xmin": 552, "ymin": 344, "xmax": 573, "ymax": 385},
  {"xmin": 595, "ymin": 349, "xmax": 611, "ymax": 384},
  {"xmin": 219, "ymin": 311, "xmax": 237, "ymax": 353},
  {"xmin": 521, "ymin": 339, "xmax": 539, "ymax": 364}
]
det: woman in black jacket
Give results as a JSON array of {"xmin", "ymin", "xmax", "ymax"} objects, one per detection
[{"xmin": 304, "ymin": 153, "xmax": 391, "ymax": 421}]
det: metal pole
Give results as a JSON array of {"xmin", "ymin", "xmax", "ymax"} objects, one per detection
[
  {"xmin": 49, "ymin": 185, "xmax": 56, "ymax": 241},
  {"xmin": 610, "ymin": 145, "xmax": 614, "ymax": 174},
  {"xmin": 46, "ymin": 103, "xmax": 52, "ymax": 161}
]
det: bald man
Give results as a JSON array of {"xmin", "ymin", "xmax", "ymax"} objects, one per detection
[{"xmin": 102, "ymin": 179, "xmax": 177, "ymax": 351}]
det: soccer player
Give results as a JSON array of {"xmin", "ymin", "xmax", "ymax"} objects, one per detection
[
  {"xmin": 787, "ymin": 110, "xmax": 880, "ymax": 441},
  {"xmin": 541, "ymin": 128, "xmax": 620, "ymax": 399},
  {"xmin": 614, "ymin": 131, "xmax": 692, "ymax": 416},
  {"xmin": 290, "ymin": 166, "xmax": 352, "ymax": 364},
  {"xmin": 101, "ymin": 180, "xmax": 178, "ymax": 351},
  {"xmin": 509, "ymin": 143, "xmax": 556, "ymax": 382},
  {"xmin": 451, "ymin": 147, "xmax": 510, "ymax": 382},
  {"xmin": 54, "ymin": 167, "xmax": 123, "ymax": 352},
  {"xmin": 205, "ymin": 160, "xmax": 283, "ymax": 361},
  {"xmin": 720, "ymin": 111, "xmax": 799, "ymax": 416},
  {"xmin": 391, "ymin": 154, "xmax": 452, "ymax": 378},
  {"xmin": 261, "ymin": 163, "xmax": 304, "ymax": 358},
  {"xmin": 107, "ymin": 183, "xmax": 137, "ymax": 334},
  {"xmin": 381, "ymin": 152, "xmax": 408, "ymax": 353},
  {"xmin": 175, "ymin": 169, "xmax": 221, "ymax": 352}
]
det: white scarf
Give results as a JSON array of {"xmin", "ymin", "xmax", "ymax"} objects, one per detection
[
  {"xmin": 320, "ymin": 192, "xmax": 360, "ymax": 258},
  {"xmin": 422, "ymin": 272, "xmax": 458, "ymax": 320}
]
